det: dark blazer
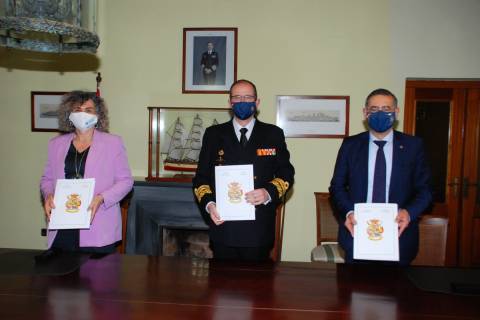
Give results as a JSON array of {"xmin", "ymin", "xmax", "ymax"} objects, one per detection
[
  {"xmin": 193, "ymin": 119, "xmax": 295, "ymax": 248},
  {"xmin": 201, "ymin": 51, "xmax": 218, "ymax": 69},
  {"xmin": 329, "ymin": 130, "xmax": 432, "ymax": 264}
]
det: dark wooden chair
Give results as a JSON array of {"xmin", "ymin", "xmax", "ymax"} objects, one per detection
[
  {"xmin": 309, "ymin": 193, "xmax": 448, "ymax": 265},
  {"xmin": 311, "ymin": 192, "xmax": 345, "ymax": 263},
  {"xmin": 411, "ymin": 215, "xmax": 448, "ymax": 266},
  {"xmin": 270, "ymin": 204, "xmax": 285, "ymax": 262},
  {"xmin": 117, "ymin": 197, "xmax": 131, "ymax": 253}
]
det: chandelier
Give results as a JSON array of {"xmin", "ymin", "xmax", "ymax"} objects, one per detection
[{"xmin": 0, "ymin": 0, "xmax": 99, "ymax": 54}]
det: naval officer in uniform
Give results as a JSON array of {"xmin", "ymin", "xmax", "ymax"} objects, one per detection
[
  {"xmin": 193, "ymin": 79, "xmax": 295, "ymax": 261},
  {"xmin": 200, "ymin": 42, "xmax": 219, "ymax": 85}
]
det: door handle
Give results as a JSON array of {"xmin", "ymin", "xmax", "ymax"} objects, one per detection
[
  {"xmin": 462, "ymin": 177, "xmax": 478, "ymax": 198},
  {"xmin": 448, "ymin": 177, "xmax": 461, "ymax": 198}
]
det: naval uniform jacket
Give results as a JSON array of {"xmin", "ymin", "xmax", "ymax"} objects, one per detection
[
  {"xmin": 193, "ymin": 119, "xmax": 295, "ymax": 248},
  {"xmin": 201, "ymin": 51, "xmax": 218, "ymax": 71}
]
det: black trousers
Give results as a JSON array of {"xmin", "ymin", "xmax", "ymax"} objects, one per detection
[
  {"xmin": 210, "ymin": 242, "xmax": 271, "ymax": 262},
  {"xmin": 203, "ymin": 71, "xmax": 216, "ymax": 85},
  {"xmin": 51, "ymin": 229, "xmax": 117, "ymax": 254}
]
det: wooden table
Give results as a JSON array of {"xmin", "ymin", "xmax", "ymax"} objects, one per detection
[{"xmin": 0, "ymin": 250, "xmax": 478, "ymax": 319}]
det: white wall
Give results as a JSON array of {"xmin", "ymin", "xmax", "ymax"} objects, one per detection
[{"xmin": 390, "ymin": 0, "xmax": 480, "ymax": 101}]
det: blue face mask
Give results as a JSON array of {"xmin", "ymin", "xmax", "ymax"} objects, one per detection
[
  {"xmin": 232, "ymin": 102, "xmax": 256, "ymax": 120},
  {"xmin": 367, "ymin": 111, "xmax": 396, "ymax": 133}
]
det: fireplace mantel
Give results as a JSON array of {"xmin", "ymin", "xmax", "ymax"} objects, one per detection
[{"xmin": 125, "ymin": 180, "xmax": 209, "ymax": 255}]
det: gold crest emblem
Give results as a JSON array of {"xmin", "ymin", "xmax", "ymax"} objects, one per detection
[
  {"xmin": 227, "ymin": 182, "xmax": 243, "ymax": 203},
  {"xmin": 65, "ymin": 194, "xmax": 82, "ymax": 213},
  {"xmin": 366, "ymin": 219, "xmax": 384, "ymax": 241}
]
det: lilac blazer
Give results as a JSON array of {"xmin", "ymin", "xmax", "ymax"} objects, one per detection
[{"xmin": 40, "ymin": 130, "xmax": 134, "ymax": 248}]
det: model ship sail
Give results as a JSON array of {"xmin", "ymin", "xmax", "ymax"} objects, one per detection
[
  {"xmin": 182, "ymin": 115, "xmax": 203, "ymax": 163},
  {"xmin": 164, "ymin": 114, "xmax": 206, "ymax": 172},
  {"xmin": 164, "ymin": 117, "xmax": 187, "ymax": 162}
]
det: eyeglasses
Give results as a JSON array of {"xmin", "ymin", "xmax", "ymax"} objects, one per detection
[
  {"xmin": 230, "ymin": 95, "xmax": 256, "ymax": 102},
  {"xmin": 367, "ymin": 105, "xmax": 395, "ymax": 113}
]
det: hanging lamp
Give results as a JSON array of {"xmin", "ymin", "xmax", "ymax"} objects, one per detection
[{"xmin": 0, "ymin": 0, "xmax": 99, "ymax": 54}]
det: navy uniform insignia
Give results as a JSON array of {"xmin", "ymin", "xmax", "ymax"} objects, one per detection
[
  {"xmin": 270, "ymin": 178, "xmax": 290, "ymax": 198},
  {"xmin": 257, "ymin": 148, "xmax": 276, "ymax": 156},
  {"xmin": 194, "ymin": 185, "xmax": 212, "ymax": 202},
  {"xmin": 217, "ymin": 149, "xmax": 224, "ymax": 163}
]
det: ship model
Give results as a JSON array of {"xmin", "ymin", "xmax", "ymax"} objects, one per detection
[{"xmin": 163, "ymin": 115, "xmax": 218, "ymax": 172}]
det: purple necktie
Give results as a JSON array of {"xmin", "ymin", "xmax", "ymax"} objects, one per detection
[{"xmin": 372, "ymin": 140, "xmax": 387, "ymax": 203}]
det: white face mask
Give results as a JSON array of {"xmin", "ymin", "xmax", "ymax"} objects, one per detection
[{"xmin": 69, "ymin": 112, "xmax": 98, "ymax": 132}]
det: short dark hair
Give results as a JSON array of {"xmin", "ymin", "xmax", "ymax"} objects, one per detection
[
  {"xmin": 229, "ymin": 79, "xmax": 258, "ymax": 98},
  {"xmin": 365, "ymin": 88, "xmax": 398, "ymax": 107}
]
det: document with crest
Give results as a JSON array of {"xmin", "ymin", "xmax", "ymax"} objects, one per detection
[
  {"xmin": 48, "ymin": 178, "xmax": 95, "ymax": 230},
  {"xmin": 215, "ymin": 164, "xmax": 255, "ymax": 221},
  {"xmin": 353, "ymin": 203, "xmax": 399, "ymax": 261}
]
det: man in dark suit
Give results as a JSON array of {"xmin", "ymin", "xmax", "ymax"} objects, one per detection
[
  {"xmin": 329, "ymin": 88, "xmax": 432, "ymax": 265},
  {"xmin": 200, "ymin": 42, "xmax": 219, "ymax": 85},
  {"xmin": 193, "ymin": 79, "xmax": 295, "ymax": 261}
]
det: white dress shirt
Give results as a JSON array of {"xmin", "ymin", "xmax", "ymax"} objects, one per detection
[{"xmin": 233, "ymin": 118, "xmax": 255, "ymax": 141}]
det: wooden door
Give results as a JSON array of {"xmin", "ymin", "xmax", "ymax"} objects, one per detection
[
  {"xmin": 460, "ymin": 87, "xmax": 480, "ymax": 266},
  {"xmin": 404, "ymin": 79, "xmax": 480, "ymax": 267}
]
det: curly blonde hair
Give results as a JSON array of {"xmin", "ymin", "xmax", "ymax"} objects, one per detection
[{"xmin": 58, "ymin": 91, "xmax": 109, "ymax": 133}]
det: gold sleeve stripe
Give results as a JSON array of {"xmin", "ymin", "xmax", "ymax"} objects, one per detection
[
  {"xmin": 270, "ymin": 178, "xmax": 290, "ymax": 198},
  {"xmin": 194, "ymin": 185, "xmax": 213, "ymax": 202}
]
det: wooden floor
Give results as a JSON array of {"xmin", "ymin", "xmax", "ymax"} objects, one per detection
[{"xmin": 0, "ymin": 250, "xmax": 479, "ymax": 319}]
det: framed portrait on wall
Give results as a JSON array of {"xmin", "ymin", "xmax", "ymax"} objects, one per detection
[
  {"xmin": 31, "ymin": 91, "xmax": 66, "ymax": 132},
  {"xmin": 276, "ymin": 95, "xmax": 350, "ymax": 138},
  {"xmin": 182, "ymin": 28, "xmax": 238, "ymax": 94}
]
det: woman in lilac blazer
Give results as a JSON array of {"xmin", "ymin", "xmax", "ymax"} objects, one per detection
[{"xmin": 40, "ymin": 91, "xmax": 133, "ymax": 253}]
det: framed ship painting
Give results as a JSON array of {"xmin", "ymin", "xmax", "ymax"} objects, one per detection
[
  {"xmin": 276, "ymin": 95, "xmax": 349, "ymax": 138},
  {"xmin": 31, "ymin": 91, "xmax": 67, "ymax": 131},
  {"xmin": 147, "ymin": 107, "xmax": 232, "ymax": 181}
]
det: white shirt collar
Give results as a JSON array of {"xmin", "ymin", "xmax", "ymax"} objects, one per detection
[
  {"xmin": 369, "ymin": 130, "xmax": 393, "ymax": 144},
  {"xmin": 233, "ymin": 118, "xmax": 256, "ymax": 139}
]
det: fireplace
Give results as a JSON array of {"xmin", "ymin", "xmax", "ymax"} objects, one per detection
[
  {"xmin": 125, "ymin": 181, "xmax": 210, "ymax": 256},
  {"xmin": 163, "ymin": 228, "xmax": 212, "ymax": 258}
]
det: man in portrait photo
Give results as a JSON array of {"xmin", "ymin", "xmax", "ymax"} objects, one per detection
[
  {"xmin": 191, "ymin": 36, "xmax": 227, "ymax": 86},
  {"xmin": 200, "ymin": 42, "xmax": 218, "ymax": 85}
]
